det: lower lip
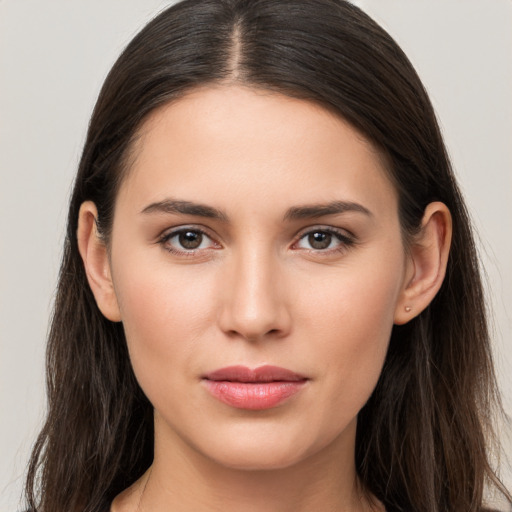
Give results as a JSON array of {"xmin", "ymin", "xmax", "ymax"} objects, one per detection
[{"xmin": 202, "ymin": 380, "xmax": 307, "ymax": 410}]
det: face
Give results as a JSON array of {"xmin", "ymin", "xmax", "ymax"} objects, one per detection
[{"xmin": 107, "ymin": 85, "xmax": 410, "ymax": 470}]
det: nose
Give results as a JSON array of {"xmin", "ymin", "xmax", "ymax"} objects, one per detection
[{"xmin": 217, "ymin": 247, "xmax": 292, "ymax": 342}]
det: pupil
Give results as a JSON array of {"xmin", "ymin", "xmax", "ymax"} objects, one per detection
[
  {"xmin": 309, "ymin": 232, "xmax": 331, "ymax": 249},
  {"xmin": 179, "ymin": 231, "xmax": 202, "ymax": 249}
]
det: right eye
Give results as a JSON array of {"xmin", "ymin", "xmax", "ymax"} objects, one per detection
[{"xmin": 159, "ymin": 228, "xmax": 218, "ymax": 255}]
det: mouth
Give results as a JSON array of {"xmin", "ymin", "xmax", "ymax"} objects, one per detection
[{"xmin": 202, "ymin": 365, "xmax": 309, "ymax": 410}]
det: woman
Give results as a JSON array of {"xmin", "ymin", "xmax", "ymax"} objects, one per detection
[{"xmin": 24, "ymin": 0, "xmax": 511, "ymax": 511}]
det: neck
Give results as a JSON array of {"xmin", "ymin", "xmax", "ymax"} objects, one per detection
[{"xmin": 112, "ymin": 416, "xmax": 380, "ymax": 512}]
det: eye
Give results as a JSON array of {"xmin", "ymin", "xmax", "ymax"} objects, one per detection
[
  {"xmin": 295, "ymin": 228, "xmax": 353, "ymax": 251},
  {"xmin": 160, "ymin": 228, "xmax": 218, "ymax": 254}
]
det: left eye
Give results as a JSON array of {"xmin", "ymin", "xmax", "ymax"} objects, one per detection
[
  {"xmin": 163, "ymin": 229, "xmax": 216, "ymax": 251},
  {"xmin": 296, "ymin": 230, "xmax": 349, "ymax": 250}
]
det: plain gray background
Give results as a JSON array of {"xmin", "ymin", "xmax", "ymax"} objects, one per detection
[{"xmin": 1, "ymin": 1, "xmax": 511, "ymax": 510}]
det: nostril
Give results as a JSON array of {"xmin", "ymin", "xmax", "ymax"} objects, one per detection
[
  {"xmin": 216, "ymin": 274, "xmax": 292, "ymax": 340},
  {"xmin": 223, "ymin": 327, "xmax": 285, "ymax": 342}
]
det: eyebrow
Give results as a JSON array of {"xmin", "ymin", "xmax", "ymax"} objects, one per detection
[
  {"xmin": 140, "ymin": 198, "xmax": 372, "ymax": 222},
  {"xmin": 141, "ymin": 199, "xmax": 228, "ymax": 221},
  {"xmin": 283, "ymin": 200, "xmax": 373, "ymax": 221}
]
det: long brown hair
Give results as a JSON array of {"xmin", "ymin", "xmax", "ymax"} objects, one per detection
[{"xmin": 25, "ymin": 1, "xmax": 511, "ymax": 511}]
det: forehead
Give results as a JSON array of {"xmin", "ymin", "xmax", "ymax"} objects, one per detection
[{"xmin": 117, "ymin": 85, "xmax": 398, "ymax": 219}]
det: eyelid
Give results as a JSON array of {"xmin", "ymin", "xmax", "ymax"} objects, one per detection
[
  {"xmin": 293, "ymin": 225, "xmax": 355, "ymax": 242},
  {"xmin": 157, "ymin": 223, "xmax": 217, "ymax": 241}
]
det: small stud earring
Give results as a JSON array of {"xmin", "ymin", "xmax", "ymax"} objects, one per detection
[{"xmin": 405, "ymin": 306, "xmax": 412, "ymax": 312}]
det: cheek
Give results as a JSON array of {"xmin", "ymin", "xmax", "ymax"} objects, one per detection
[
  {"xmin": 111, "ymin": 256, "xmax": 218, "ymax": 390},
  {"xmin": 301, "ymin": 255, "xmax": 404, "ymax": 419}
]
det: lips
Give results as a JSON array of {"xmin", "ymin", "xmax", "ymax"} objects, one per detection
[
  {"xmin": 202, "ymin": 365, "xmax": 308, "ymax": 410},
  {"xmin": 204, "ymin": 365, "xmax": 306, "ymax": 383}
]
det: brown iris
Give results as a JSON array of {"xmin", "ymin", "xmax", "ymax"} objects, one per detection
[
  {"xmin": 179, "ymin": 231, "xmax": 203, "ymax": 249},
  {"xmin": 308, "ymin": 231, "xmax": 332, "ymax": 249}
]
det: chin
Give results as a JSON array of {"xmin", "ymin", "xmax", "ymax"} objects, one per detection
[
  {"xmin": 194, "ymin": 425, "xmax": 325, "ymax": 472},
  {"xmin": 208, "ymin": 445, "xmax": 306, "ymax": 471}
]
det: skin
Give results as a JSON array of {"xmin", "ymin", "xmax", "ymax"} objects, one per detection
[{"xmin": 78, "ymin": 85, "xmax": 452, "ymax": 512}]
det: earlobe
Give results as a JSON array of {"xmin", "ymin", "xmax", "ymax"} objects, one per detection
[
  {"xmin": 394, "ymin": 202, "xmax": 452, "ymax": 325},
  {"xmin": 77, "ymin": 201, "xmax": 122, "ymax": 322}
]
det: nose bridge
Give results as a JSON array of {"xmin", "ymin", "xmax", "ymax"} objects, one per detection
[{"xmin": 218, "ymin": 243, "xmax": 290, "ymax": 340}]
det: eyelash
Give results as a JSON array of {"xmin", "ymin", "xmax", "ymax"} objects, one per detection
[{"xmin": 157, "ymin": 226, "xmax": 356, "ymax": 257}]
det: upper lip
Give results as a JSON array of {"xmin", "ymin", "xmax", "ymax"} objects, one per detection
[{"xmin": 203, "ymin": 365, "xmax": 307, "ymax": 382}]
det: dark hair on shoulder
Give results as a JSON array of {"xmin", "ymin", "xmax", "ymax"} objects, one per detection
[{"xmin": 25, "ymin": 1, "xmax": 511, "ymax": 511}]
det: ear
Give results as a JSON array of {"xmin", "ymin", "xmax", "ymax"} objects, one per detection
[
  {"xmin": 77, "ymin": 201, "xmax": 122, "ymax": 322},
  {"xmin": 394, "ymin": 201, "xmax": 452, "ymax": 325}
]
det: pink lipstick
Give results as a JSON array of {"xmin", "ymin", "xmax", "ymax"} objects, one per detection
[{"xmin": 202, "ymin": 365, "xmax": 308, "ymax": 410}]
